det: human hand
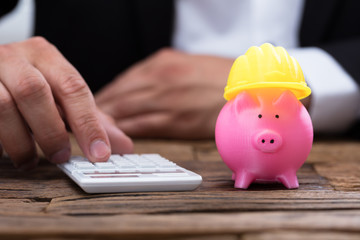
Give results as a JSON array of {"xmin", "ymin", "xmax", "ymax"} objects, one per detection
[
  {"xmin": 0, "ymin": 37, "xmax": 133, "ymax": 170},
  {"xmin": 95, "ymin": 48, "xmax": 233, "ymax": 139}
]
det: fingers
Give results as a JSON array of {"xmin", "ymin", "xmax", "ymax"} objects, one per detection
[
  {"xmin": 22, "ymin": 37, "xmax": 111, "ymax": 162},
  {"xmin": 95, "ymin": 76, "xmax": 154, "ymax": 105},
  {"xmin": 0, "ymin": 80, "xmax": 38, "ymax": 169},
  {"xmin": 0, "ymin": 50, "xmax": 70, "ymax": 165},
  {"xmin": 97, "ymin": 110, "xmax": 133, "ymax": 154},
  {"xmin": 116, "ymin": 113, "xmax": 173, "ymax": 138},
  {"xmin": 97, "ymin": 90, "xmax": 164, "ymax": 119},
  {"xmin": 0, "ymin": 37, "xmax": 128, "ymax": 168}
]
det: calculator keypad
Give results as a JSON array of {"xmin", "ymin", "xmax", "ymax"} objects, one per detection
[{"xmin": 62, "ymin": 154, "xmax": 188, "ymax": 178}]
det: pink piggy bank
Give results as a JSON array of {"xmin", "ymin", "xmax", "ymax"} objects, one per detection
[{"xmin": 215, "ymin": 88, "xmax": 313, "ymax": 189}]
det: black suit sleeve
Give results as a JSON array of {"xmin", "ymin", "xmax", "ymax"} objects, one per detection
[
  {"xmin": 320, "ymin": 38, "xmax": 360, "ymax": 85},
  {"xmin": 301, "ymin": 0, "xmax": 360, "ymax": 86}
]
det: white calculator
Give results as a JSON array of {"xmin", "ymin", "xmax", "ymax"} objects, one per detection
[{"xmin": 58, "ymin": 154, "xmax": 202, "ymax": 193}]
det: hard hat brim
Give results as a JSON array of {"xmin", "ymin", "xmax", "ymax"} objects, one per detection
[{"xmin": 224, "ymin": 82, "xmax": 311, "ymax": 101}]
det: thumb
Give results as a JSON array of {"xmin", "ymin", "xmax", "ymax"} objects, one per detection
[{"xmin": 97, "ymin": 109, "xmax": 134, "ymax": 154}]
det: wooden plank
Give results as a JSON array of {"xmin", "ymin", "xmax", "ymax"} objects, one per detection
[
  {"xmin": 307, "ymin": 141, "xmax": 360, "ymax": 164},
  {"xmin": 314, "ymin": 161, "xmax": 360, "ymax": 191},
  {"xmin": 5, "ymin": 140, "xmax": 358, "ymax": 217},
  {"xmin": 1, "ymin": 138, "xmax": 359, "ymax": 239},
  {"xmin": 0, "ymin": 211, "xmax": 359, "ymax": 238},
  {"xmin": 0, "ymin": 199, "xmax": 47, "ymax": 215},
  {"xmin": 45, "ymin": 188, "xmax": 360, "ymax": 215},
  {"xmin": 310, "ymin": 140, "xmax": 360, "ymax": 191},
  {"xmin": 173, "ymin": 235, "xmax": 238, "ymax": 240},
  {"xmin": 193, "ymin": 139, "xmax": 360, "ymax": 193},
  {"xmin": 192, "ymin": 141, "xmax": 221, "ymax": 162},
  {"xmin": 242, "ymin": 231, "xmax": 360, "ymax": 240},
  {"xmin": 0, "ymin": 157, "xmax": 82, "ymax": 199},
  {"xmin": 0, "ymin": 138, "xmax": 195, "ymax": 200},
  {"xmin": 44, "ymin": 157, "xmax": 347, "ymax": 216}
]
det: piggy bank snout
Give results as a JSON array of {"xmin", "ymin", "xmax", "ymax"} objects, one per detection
[{"xmin": 253, "ymin": 130, "xmax": 283, "ymax": 153}]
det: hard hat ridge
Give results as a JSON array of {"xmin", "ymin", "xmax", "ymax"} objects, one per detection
[{"xmin": 224, "ymin": 43, "xmax": 311, "ymax": 101}]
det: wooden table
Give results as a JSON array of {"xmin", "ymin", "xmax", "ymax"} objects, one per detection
[{"xmin": 1, "ymin": 136, "xmax": 360, "ymax": 239}]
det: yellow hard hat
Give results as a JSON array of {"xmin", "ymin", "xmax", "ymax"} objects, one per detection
[{"xmin": 224, "ymin": 43, "xmax": 311, "ymax": 101}]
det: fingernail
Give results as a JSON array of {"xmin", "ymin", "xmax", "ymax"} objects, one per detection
[
  {"xmin": 50, "ymin": 148, "xmax": 71, "ymax": 164},
  {"xmin": 90, "ymin": 140, "xmax": 110, "ymax": 160}
]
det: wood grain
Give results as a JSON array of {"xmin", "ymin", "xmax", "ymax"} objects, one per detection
[
  {"xmin": 242, "ymin": 231, "xmax": 360, "ymax": 240},
  {"xmin": 0, "ymin": 211, "xmax": 359, "ymax": 238},
  {"xmin": 0, "ymin": 137, "xmax": 360, "ymax": 239}
]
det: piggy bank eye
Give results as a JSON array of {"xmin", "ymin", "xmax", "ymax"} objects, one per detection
[
  {"xmin": 258, "ymin": 114, "xmax": 262, "ymax": 119},
  {"xmin": 275, "ymin": 114, "xmax": 279, "ymax": 119}
]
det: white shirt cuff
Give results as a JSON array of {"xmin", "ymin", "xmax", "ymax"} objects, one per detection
[{"xmin": 289, "ymin": 47, "xmax": 360, "ymax": 133}]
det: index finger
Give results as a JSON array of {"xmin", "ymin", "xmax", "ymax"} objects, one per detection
[{"xmin": 22, "ymin": 37, "xmax": 111, "ymax": 162}]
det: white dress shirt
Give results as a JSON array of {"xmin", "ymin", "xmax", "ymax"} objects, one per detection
[
  {"xmin": 173, "ymin": 0, "xmax": 360, "ymax": 133},
  {"xmin": 1, "ymin": 0, "xmax": 359, "ymax": 133}
]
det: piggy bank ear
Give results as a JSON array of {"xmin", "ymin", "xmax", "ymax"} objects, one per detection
[
  {"xmin": 273, "ymin": 90, "xmax": 300, "ymax": 114},
  {"xmin": 233, "ymin": 91, "xmax": 259, "ymax": 114}
]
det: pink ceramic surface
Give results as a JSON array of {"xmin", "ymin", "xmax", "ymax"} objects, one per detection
[{"xmin": 215, "ymin": 89, "xmax": 313, "ymax": 189}]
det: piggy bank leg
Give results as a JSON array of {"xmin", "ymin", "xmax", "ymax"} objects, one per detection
[
  {"xmin": 234, "ymin": 171, "xmax": 255, "ymax": 189},
  {"xmin": 277, "ymin": 172, "xmax": 299, "ymax": 189}
]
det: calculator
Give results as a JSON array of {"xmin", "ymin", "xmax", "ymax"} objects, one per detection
[{"xmin": 58, "ymin": 154, "xmax": 202, "ymax": 193}]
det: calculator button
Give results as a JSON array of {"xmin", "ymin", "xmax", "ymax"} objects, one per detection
[
  {"xmin": 112, "ymin": 159, "xmax": 133, "ymax": 164},
  {"xmin": 73, "ymin": 162, "xmax": 95, "ymax": 169},
  {"xmin": 138, "ymin": 163, "xmax": 157, "ymax": 168},
  {"xmin": 116, "ymin": 164, "xmax": 137, "ymax": 169},
  {"xmin": 94, "ymin": 162, "xmax": 116, "ymax": 169},
  {"xmin": 109, "ymin": 155, "xmax": 128, "ymax": 162},
  {"xmin": 123, "ymin": 154, "xmax": 141, "ymax": 161},
  {"xmin": 111, "ymin": 158, "xmax": 135, "ymax": 167}
]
